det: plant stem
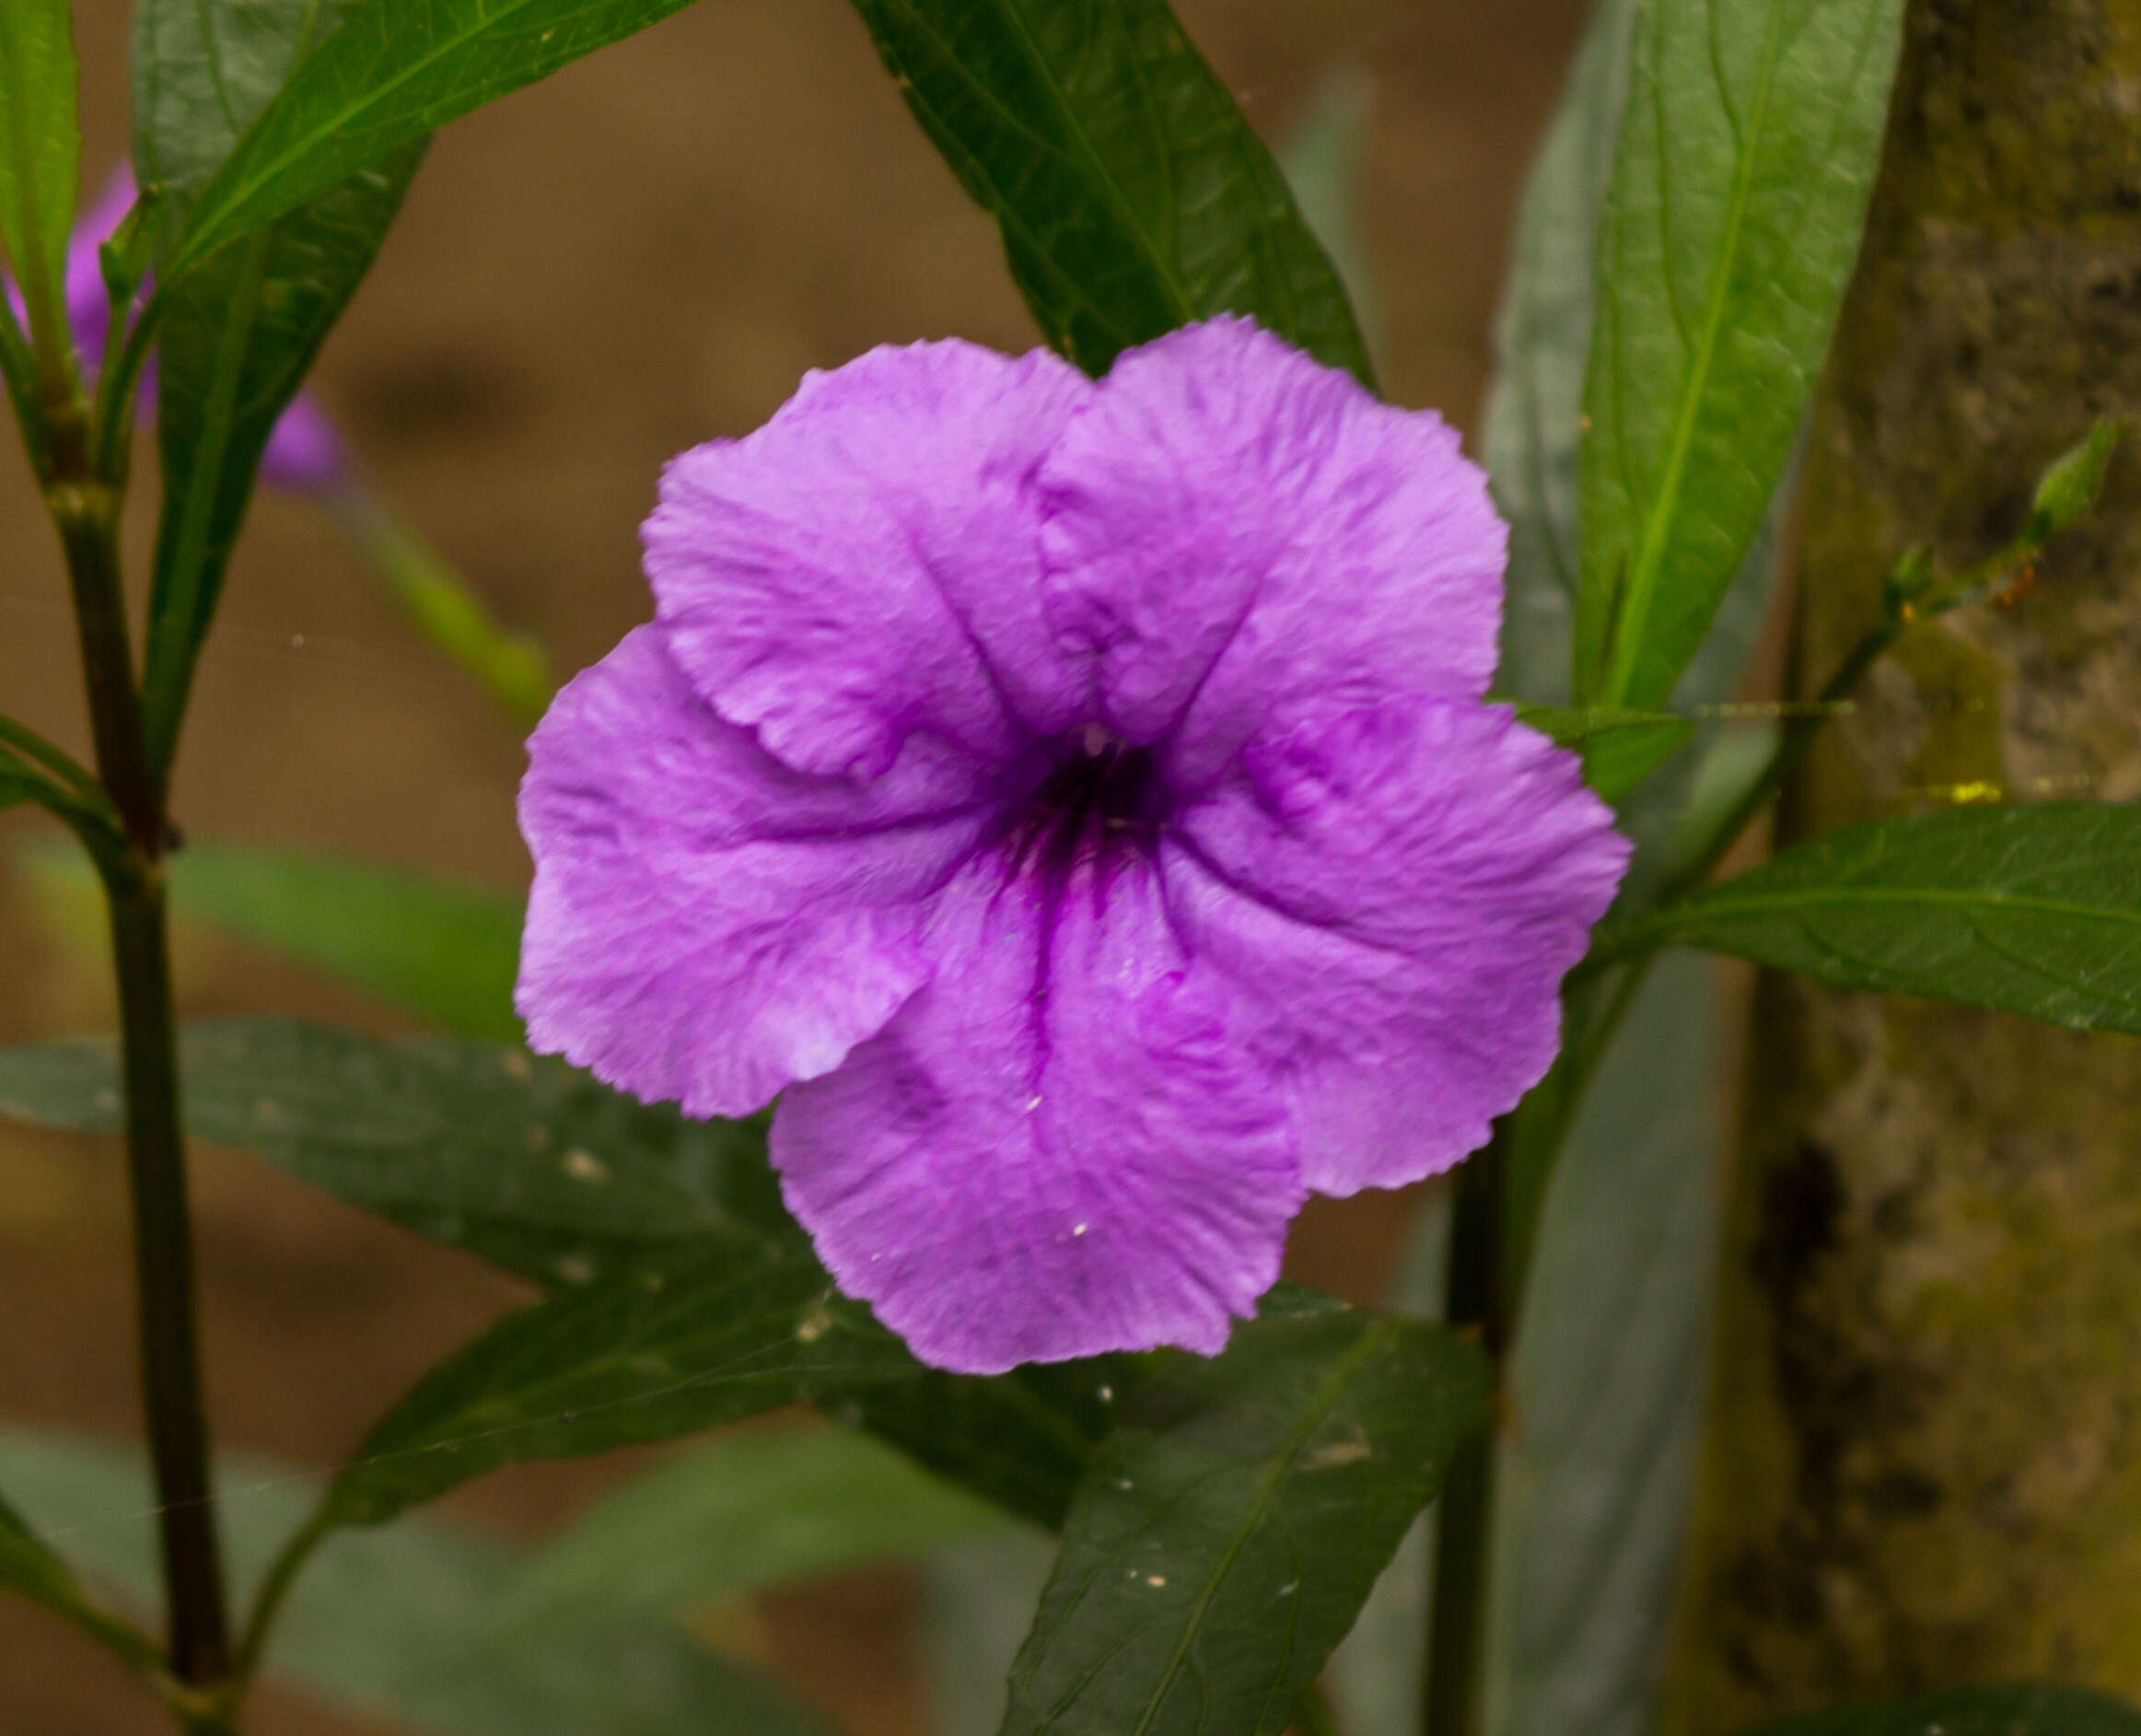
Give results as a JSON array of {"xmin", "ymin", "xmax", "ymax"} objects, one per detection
[
  {"xmin": 1423, "ymin": 1132, "xmax": 1506, "ymax": 1736},
  {"xmin": 107, "ymin": 880, "xmax": 232, "ymax": 1688},
  {"xmin": 44, "ymin": 482, "xmax": 234, "ymax": 1708}
]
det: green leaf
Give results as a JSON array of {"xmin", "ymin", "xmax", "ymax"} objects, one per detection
[
  {"xmin": 999, "ymin": 1308, "xmax": 1490, "ymax": 1736},
  {"xmin": 0, "ymin": 1423, "xmax": 822, "ymax": 1735},
  {"xmin": 170, "ymin": 843, "xmax": 523, "ymax": 1041},
  {"xmin": 1485, "ymin": 0, "xmax": 1636, "ymax": 710},
  {"xmin": 1514, "ymin": 705, "xmax": 1694, "ymax": 802},
  {"xmin": 19, "ymin": 837, "xmax": 523, "ymax": 1039},
  {"xmin": 0, "ymin": 1018, "xmax": 776, "ymax": 1287},
  {"xmin": 0, "ymin": 1017, "xmax": 1116, "ymax": 1529},
  {"xmin": 0, "ymin": 1482, "xmax": 161, "ymax": 1673},
  {"xmin": 0, "ymin": 0, "xmax": 80, "ymax": 349},
  {"xmin": 487, "ymin": 1426, "xmax": 1017, "ymax": 1637},
  {"xmin": 845, "ymin": 0, "xmax": 1371, "ymax": 382},
  {"xmin": 134, "ymin": 0, "xmax": 425, "ymax": 775},
  {"xmin": 1485, "ymin": 950, "xmax": 1721, "ymax": 1736},
  {"xmin": 321, "ymin": 1238, "xmax": 924, "ymax": 1528},
  {"xmin": 1743, "ymin": 1684, "xmax": 2141, "ymax": 1736},
  {"xmin": 1598, "ymin": 802, "xmax": 2141, "ymax": 1031},
  {"xmin": 1574, "ymin": 0, "xmax": 1903, "ymax": 708},
  {"xmin": 2025, "ymin": 416, "xmax": 2124, "ymax": 545},
  {"xmin": 165, "ymin": 0, "xmax": 705, "ymax": 282}
]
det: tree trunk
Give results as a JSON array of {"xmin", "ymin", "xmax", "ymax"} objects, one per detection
[{"xmin": 1664, "ymin": 0, "xmax": 2141, "ymax": 1726}]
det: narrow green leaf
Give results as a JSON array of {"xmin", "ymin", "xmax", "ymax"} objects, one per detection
[
  {"xmin": 846, "ymin": 0, "xmax": 1371, "ymax": 381},
  {"xmin": 0, "ymin": 1486, "xmax": 76, "ymax": 1607},
  {"xmin": 1514, "ymin": 704, "xmax": 1694, "ymax": 802},
  {"xmin": 171, "ymin": 844, "xmax": 523, "ymax": 1041},
  {"xmin": 1000, "ymin": 1309, "xmax": 1490, "ymax": 1736},
  {"xmin": 165, "ymin": 0, "xmax": 705, "ymax": 281},
  {"xmin": 1744, "ymin": 1684, "xmax": 2141, "ymax": 1736},
  {"xmin": 0, "ymin": 1019, "xmax": 775, "ymax": 1287},
  {"xmin": 1485, "ymin": 0, "xmax": 1636, "ymax": 709},
  {"xmin": 1599, "ymin": 802, "xmax": 2141, "ymax": 1031},
  {"xmin": 322, "ymin": 1239, "xmax": 919, "ymax": 1528},
  {"xmin": 1575, "ymin": 0, "xmax": 1903, "ymax": 707},
  {"xmin": 134, "ymin": 0, "xmax": 425, "ymax": 775},
  {"xmin": 0, "ymin": 1018, "xmax": 1116, "ymax": 1529},
  {"xmin": 1486, "ymin": 951, "xmax": 1720, "ymax": 1736},
  {"xmin": 0, "ymin": 0, "xmax": 80, "ymax": 347},
  {"xmin": 2025, "ymin": 415, "xmax": 2124, "ymax": 545},
  {"xmin": 0, "ymin": 1424, "xmax": 823, "ymax": 1735},
  {"xmin": 488, "ymin": 1426, "xmax": 1016, "ymax": 1637},
  {"xmin": 20, "ymin": 838, "xmax": 523, "ymax": 1039}
]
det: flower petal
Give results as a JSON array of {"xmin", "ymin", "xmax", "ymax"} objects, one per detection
[
  {"xmin": 771, "ymin": 856, "xmax": 1300, "ymax": 1373},
  {"xmin": 645, "ymin": 340, "xmax": 1094, "ymax": 781},
  {"xmin": 1039, "ymin": 317, "xmax": 1506, "ymax": 785},
  {"xmin": 1163, "ymin": 700, "xmax": 1627, "ymax": 1194},
  {"xmin": 517, "ymin": 625, "xmax": 990, "ymax": 1118}
]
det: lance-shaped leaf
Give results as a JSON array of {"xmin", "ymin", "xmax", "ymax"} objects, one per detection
[
  {"xmin": 0, "ymin": 1019, "xmax": 778, "ymax": 1287},
  {"xmin": 1744, "ymin": 1684, "xmax": 2141, "ymax": 1736},
  {"xmin": 163, "ymin": 0, "xmax": 704, "ymax": 279},
  {"xmin": 487, "ymin": 1426, "xmax": 1017, "ymax": 1637},
  {"xmin": 0, "ymin": 1018, "xmax": 1116, "ymax": 1528},
  {"xmin": 845, "ymin": 0, "xmax": 1371, "ymax": 382},
  {"xmin": 999, "ymin": 1307, "xmax": 1490, "ymax": 1736},
  {"xmin": 1573, "ymin": 0, "xmax": 1903, "ymax": 708},
  {"xmin": 20, "ymin": 839, "xmax": 523, "ymax": 1040},
  {"xmin": 134, "ymin": 0, "xmax": 425, "ymax": 775},
  {"xmin": 0, "ymin": 1424, "xmax": 823, "ymax": 1736},
  {"xmin": 1594, "ymin": 802, "xmax": 2141, "ymax": 1031},
  {"xmin": 320, "ymin": 1239, "xmax": 920, "ymax": 1528},
  {"xmin": 170, "ymin": 844, "xmax": 522, "ymax": 1042},
  {"xmin": 0, "ymin": 0, "xmax": 80, "ymax": 336}
]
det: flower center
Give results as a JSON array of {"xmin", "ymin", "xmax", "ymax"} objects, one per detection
[{"xmin": 1002, "ymin": 724, "xmax": 1161, "ymax": 881}]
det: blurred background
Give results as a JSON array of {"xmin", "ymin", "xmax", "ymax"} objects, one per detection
[{"xmin": 0, "ymin": 1, "xmax": 1591, "ymax": 1727}]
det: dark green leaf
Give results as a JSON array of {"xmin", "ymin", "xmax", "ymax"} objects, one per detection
[
  {"xmin": 1000, "ymin": 1309, "xmax": 1490, "ymax": 1736},
  {"xmin": 488, "ymin": 1425, "xmax": 1016, "ymax": 1637},
  {"xmin": 0, "ymin": 1019, "xmax": 779, "ymax": 1288},
  {"xmin": 168, "ymin": 843, "xmax": 523, "ymax": 1042},
  {"xmin": 1599, "ymin": 803, "xmax": 2141, "ymax": 1031},
  {"xmin": 0, "ymin": 1424, "xmax": 822, "ymax": 1735},
  {"xmin": 0, "ymin": 0, "xmax": 80, "ymax": 343},
  {"xmin": 322, "ymin": 1240, "xmax": 920, "ymax": 1527},
  {"xmin": 0, "ymin": 1017, "xmax": 1116, "ymax": 1529},
  {"xmin": 166, "ymin": 0, "xmax": 705, "ymax": 281},
  {"xmin": 1744, "ymin": 1684, "xmax": 2141, "ymax": 1736},
  {"xmin": 846, "ymin": 0, "xmax": 1370, "ymax": 381},
  {"xmin": 1574, "ymin": 0, "xmax": 1902, "ymax": 708},
  {"xmin": 1514, "ymin": 704, "xmax": 1694, "ymax": 802},
  {"xmin": 134, "ymin": 0, "xmax": 425, "ymax": 775}
]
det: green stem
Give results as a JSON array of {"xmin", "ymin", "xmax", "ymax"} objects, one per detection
[
  {"xmin": 106, "ymin": 880, "xmax": 232, "ymax": 1689},
  {"xmin": 1422, "ymin": 1132, "xmax": 1505, "ymax": 1736},
  {"xmin": 42, "ymin": 479, "xmax": 235, "ymax": 1712},
  {"xmin": 233, "ymin": 1508, "xmax": 331, "ymax": 1684}
]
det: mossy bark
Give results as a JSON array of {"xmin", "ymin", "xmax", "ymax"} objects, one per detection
[{"xmin": 1664, "ymin": 0, "xmax": 2141, "ymax": 1726}]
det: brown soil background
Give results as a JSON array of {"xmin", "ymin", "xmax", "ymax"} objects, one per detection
[{"xmin": 0, "ymin": 2, "xmax": 1589, "ymax": 1728}]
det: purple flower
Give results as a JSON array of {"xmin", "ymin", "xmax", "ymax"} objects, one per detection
[
  {"xmin": 518, "ymin": 318, "xmax": 1628, "ymax": 1374},
  {"xmin": 51, "ymin": 169, "xmax": 347, "ymax": 494}
]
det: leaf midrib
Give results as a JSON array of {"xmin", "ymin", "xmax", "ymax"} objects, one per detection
[{"xmin": 1599, "ymin": 0, "xmax": 1787, "ymax": 707}]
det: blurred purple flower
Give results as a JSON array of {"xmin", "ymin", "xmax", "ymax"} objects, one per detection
[
  {"xmin": 56, "ymin": 168, "xmax": 347, "ymax": 494},
  {"xmin": 517, "ymin": 318, "xmax": 1627, "ymax": 1374}
]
